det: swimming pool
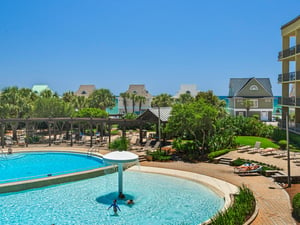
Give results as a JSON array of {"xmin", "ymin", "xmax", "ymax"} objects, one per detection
[
  {"xmin": 0, "ymin": 171, "xmax": 224, "ymax": 225},
  {"xmin": 0, "ymin": 151, "xmax": 105, "ymax": 183}
]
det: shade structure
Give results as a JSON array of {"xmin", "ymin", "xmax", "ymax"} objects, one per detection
[{"xmin": 103, "ymin": 151, "xmax": 139, "ymax": 198}]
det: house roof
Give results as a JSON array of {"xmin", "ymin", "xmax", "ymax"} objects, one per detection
[
  {"xmin": 228, "ymin": 78, "xmax": 273, "ymax": 97},
  {"xmin": 281, "ymin": 15, "xmax": 300, "ymax": 30},
  {"xmin": 137, "ymin": 107, "xmax": 172, "ymax": 123},
  {"xmin": 75, "ymin": 85, "xmax": 96, "ymax": 97},
  {"xmin": 32, "ymin": 85, "xmax": 51, "ymax": 95}
]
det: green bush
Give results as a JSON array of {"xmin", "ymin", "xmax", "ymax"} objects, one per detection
[
  {"xmin": 278, "ymin": 140, "xmax": 287, "ymax": 150},
  {"xmin": 208, "ymin": 149, "xmax": 231, "ymax": 160},
  {"xmin": 210, "ymin": 185, "xmax": 256, "ymax": 225},
  {"xmin": 148, "ymin": 150, "xmax": 171, "ymax": 161},
  {"xmin": 293, "ymin": 193, "xmax": 300, "ymax": 220},
  {"xmin": 110, "ymin": 130, "xmax": 120, "ymax": 135},
  {"xmin": 109, "ymin": 137, "xmax": 128, "ymax": 150}
]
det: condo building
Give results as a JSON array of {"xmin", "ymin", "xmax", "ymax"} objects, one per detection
[{"xmin": 278, "ymin": 15, "xmax": 300, "ymax": 133}]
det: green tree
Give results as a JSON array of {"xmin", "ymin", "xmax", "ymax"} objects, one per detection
[
  {"xmin": 73, "ymin": 95, "xmax": 88, "ymax": 110},
  {"xmin": 176, "ymin": 93, "xmax": 194, "ymax": 104},
  {"xmin": 73, "ymin": 108, "xmax": 108, "ymax": 118},
  {"xmin": 196, "ymin": 90, "xmax": 227, "ymax": 117},
  {"xmin": 151, "ymin": 93, "xmax": 173, "ymax": 107},
  {"xmin": 167, "ymin": 98, "xmax": 219, "ymax": 153},
  {"xmin": 244, "ymin": 99, "xmax": 253, "ymax": 117},
  {"xmin": 62, "ymin": 91, "xmax": 75, "ymax": 103},
  {"xmin": 88, "ymin": 89, "xmax": 115, "ymax": 110},
  {"xmin": 120, "ymin": 92, "xmax": 131, "ymax": 114},
  {"xmin": 40, "ymin": 89, "xmax": 58, "ymax": 98},
  {"xmin": 33, "ymin": 97, "xmax": 73, "ymax": 117},
  {"xmin": 0, "ymin": 86, "xmax": 37, "ymax": 118},
  {"xmin": 136, "ymin": 95, "xmax": 146, "ymax": 114},
  {"xmin": 130, "ymin": 93, "xmax": 138, "ymax": 113}
]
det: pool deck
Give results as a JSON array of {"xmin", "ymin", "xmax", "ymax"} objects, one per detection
[{"xmin": 4, "ymin": 145, "xmax": 298, "ymax": 225}]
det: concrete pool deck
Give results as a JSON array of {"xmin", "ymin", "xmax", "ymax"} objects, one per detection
[{"xmin": 3, "ymin": 145, "xmax": 297, "ymax": 224}]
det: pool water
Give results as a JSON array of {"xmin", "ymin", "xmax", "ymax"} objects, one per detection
[
  {"xmin": 0, "ymin": 152, "xmax": 105, "ymax": 183},
  {"xmin": 0, "ymin": 171, "xmax": 224, "ymax": 225}
]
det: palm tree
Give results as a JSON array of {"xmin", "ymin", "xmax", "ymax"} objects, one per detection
[
  {"xmin": 62, "ymin": 91, "xmax": 75, "ymax": 103},
  {"xmin": 136, "ymin": 95, "xmax": 146, "ymax": 114},
  {"xmin": 176, "ymin": 93, "xmax": 194, "ymax": 104},
  {"xmin": 244, "ymin": 99, "xmax": 253, "ymax": 117},
  {"xmin": 40, "ymin": 89, "xmax": 58, "ymax": 98},
  {"xmin": 88, "ymin": 88, "xmax": 115, "ymax": 110},
  {"xmin": 73, "ymin": 96, "xmax": 88, "ymax": 110},
  {"xmin": 151, "ymin": 93, "xmax": 174, "ymax": 107},
  {"xmin": 120, "ymin": 92, "xmax": 130, "ymax": 114},
  {"xmin": 130, "ymin": 93, "xmax": 138, "ymax": 113}
]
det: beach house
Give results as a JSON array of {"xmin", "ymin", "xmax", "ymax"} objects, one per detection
[{"xmin": 227, "ymin": 77, "xmax": 273, "ymax": 121}]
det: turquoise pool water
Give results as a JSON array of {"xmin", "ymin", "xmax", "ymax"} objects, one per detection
[
  {"xmin": 0, "ymin": 171, "xmax": 224, "ymax": 225},
  {"xmin": 0, "ymin": 152, "xmax": 105, "ymax": 183}
]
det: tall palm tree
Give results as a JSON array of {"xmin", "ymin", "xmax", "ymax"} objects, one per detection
[
  {"xmin": 244, "ymin": 99, "xmax": 253, "ymax": 117},
  {"xmin": 120, "ymin": 92, "xmax": 130, "ymax": 114},
  {"xmin": 136, "ymin": 95, "xmax": 146, "ymax": 114},
  {"xmin": 130, "ymin": 93, "xmax": 138, "ymax": 113},
  {"xmin": 151, "ymin": 93, "xmax": 174, "ymax": 107}
]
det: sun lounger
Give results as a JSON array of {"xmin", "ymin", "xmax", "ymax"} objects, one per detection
[
  {"xmin": 234, "ymin": 163, "xmax": 262, "ymax": 175},
  {"xmin": 237, "ymin": 145, "xmax": 251, "ymax": 153},
  {"xmin": 273, "ymin": 152, "xmax": 287, "ymax": 158},
  {"xmin": 246, "ymin": 142, "xmax": 262, "ymax": 154},
  {"xmin": 260, "ymin": 148, "xmax": 277, "ymax": 156},
  {"xmin": 137, "ymin": 140, "xmax": 152, "ymax": 152},
  {"xmin": 147, "ymin": 141, "xmax": 161, "ymax": 152}
]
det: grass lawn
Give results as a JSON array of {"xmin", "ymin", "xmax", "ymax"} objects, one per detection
[{"xmin": 236, "ymin": 136, "xmax": 279, "ymax": 149}]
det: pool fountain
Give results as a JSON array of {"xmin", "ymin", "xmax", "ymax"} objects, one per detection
[{"xmin": 103, "ymin": 151, "xmax": 138, "ymax": 198}]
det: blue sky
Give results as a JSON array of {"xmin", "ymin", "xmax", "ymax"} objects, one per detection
[{"xmin": 0, "ymin": 1, "xmax": 299, "ymax": 96}]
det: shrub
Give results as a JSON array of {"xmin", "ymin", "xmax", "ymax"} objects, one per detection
[
  {"xmin": 210, "ymin": 185, "xmax": 256, "ymax": 225},
  {"xmin": 293, "ymin": 193, "xmax": 300, "ymax": 220},
  {"xmin": 109, "ymin": 137, "xmax": 128, "ymax": 150},
  {"xmin": 278, "ymin": 140, "xmax": 287, "ymax": 150},
  {"xmin": 208, "ymin": 149, "xmax": 231, "ymax": 160},
  {"xmin": 148, "ymin": 150, "xmax": 171, "ymax": 161}
]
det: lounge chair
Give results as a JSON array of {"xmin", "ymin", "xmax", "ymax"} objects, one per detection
[
  {"xmin": 53, "ymin": 135, "xmax": 63, "ymax": 145},
  {"xmin": 237, "ymin": 145, "xmax": 251, "ymax": 153},
  {"xmin": 137, "ymin": 140, "xmax": 152, "ymax": 152},
  {"xmin": 147, "ymin": 141, "xmax": 161, "ymax": 152},
  {"xmin": 260, "ymin": 148, "xmax": 276, "ymax": 156},
  {"xmin": 17, "ymin": 136, "xmax": 26, "ymax": 146},
  {"xmin": 234, "ymin": 163, "xmax": 262, "ymax": 175},
  {"xmin": 247, "ymin": 141, "xmax": 262, "ymax": 154}
]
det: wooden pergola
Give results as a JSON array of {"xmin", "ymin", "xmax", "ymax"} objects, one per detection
[{"xmin": 0, "ymin": 117, "xmax": 147, "ymax": 148}]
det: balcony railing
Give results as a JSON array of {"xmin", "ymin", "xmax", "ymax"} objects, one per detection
[
  {"xmin": 278, "ymin": 44, "xmax": 300, "ymax": 60},
  {"xmin": 278, "ymin": 120, "xmax": 300, "ymax": 134},
  {"xmin": 278, "ymin": 71, "xmax": 300, "ymax": 83}
]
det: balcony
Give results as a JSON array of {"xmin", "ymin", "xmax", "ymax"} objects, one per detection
[
  {"xmin": 278, "ymin": 44, "xmax": 300, "ymax": 60},
  {"xmin": 277, "ymin": 97, "xmax": 300, "ymax": 106},
  {"xmin": 278, "ymin": 71, "xmax": 300, "ymax": 83},
  {"xmin": 279, "ymin": 120, "xmax": 300, "ymax": 134}
]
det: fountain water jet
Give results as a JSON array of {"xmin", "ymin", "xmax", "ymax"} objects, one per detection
[{"xmin": 103, "ymin": 151, "xmax": 138, "ymax": 198}]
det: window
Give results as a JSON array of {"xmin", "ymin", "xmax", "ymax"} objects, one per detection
[
  {"xmin": 81, "ymin": 91, "xmax": 87, "ymax": 94},
  {"xmin": 250, "ymin": 99, "xmax": 258, "ymax": 108},
  {"xmin": 249, "ymin": 85, "xmax": 258, "ymax": 91}
]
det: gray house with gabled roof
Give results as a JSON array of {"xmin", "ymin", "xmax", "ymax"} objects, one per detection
[{"xmin": 228, "ymin": 77, "xmax": 273, "ymax": 121}]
